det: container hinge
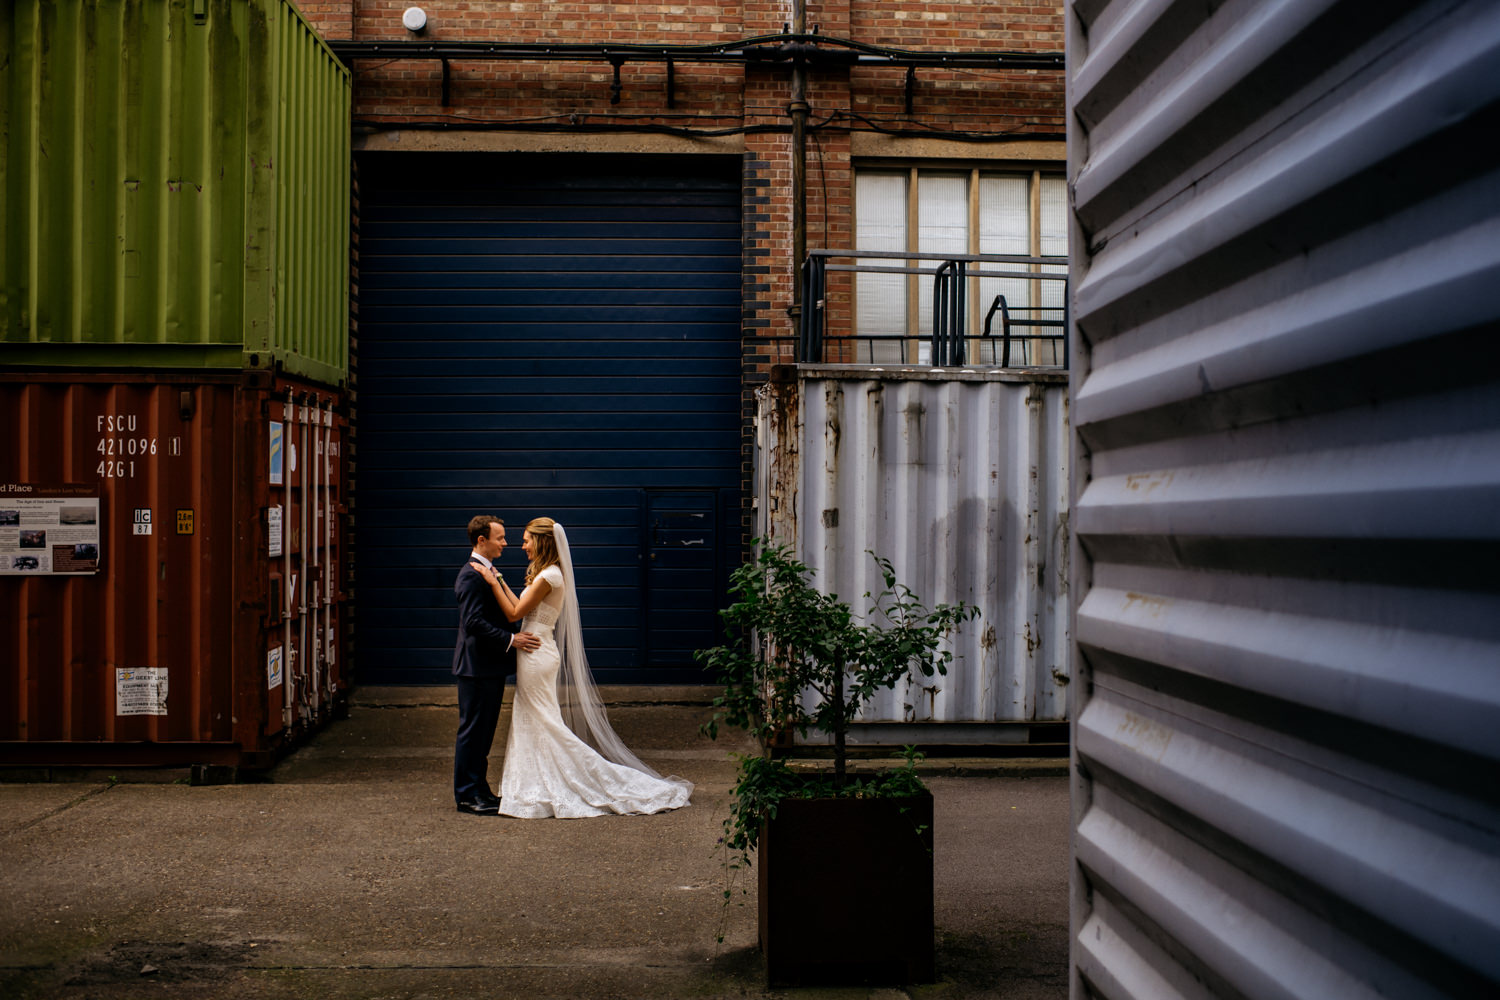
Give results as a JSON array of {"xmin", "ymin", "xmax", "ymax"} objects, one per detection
[{"xmin": 193, "ymin": 0, "xmax": 207, "ymax": 24}]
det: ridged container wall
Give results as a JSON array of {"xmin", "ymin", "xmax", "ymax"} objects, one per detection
[
  {"xmin": 0, "ymin": 0, "xmax": 351, "ymax": 386},
  {"xmin": 1067, "ymin": 0, "xmax": 1500, "ymax": 996},
  {"xmin": 1, "ymin": 373, "xmax": 349, "ymax": 769},
  {"xmin": 756, "ymin": 366, "xmax": 1070, "ymax": 746}
]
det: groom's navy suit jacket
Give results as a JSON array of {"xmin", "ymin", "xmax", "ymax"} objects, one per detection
[
  {"xmin": 451, "ymin": 561, "xmax": 519, "ymax": 802},
  {"xmin": 452, "ymin": 562, "xmax": 518, "ymax": 678}
]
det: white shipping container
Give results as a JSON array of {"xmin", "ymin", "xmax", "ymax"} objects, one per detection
[{"xmin": 756, "ymin": 365, "xmax": 1070, "ymax": 747}]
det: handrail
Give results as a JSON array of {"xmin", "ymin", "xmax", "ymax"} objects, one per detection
[{"xmin": 797, "ymin": 250, "xmax": 1067, "ymax": 368}]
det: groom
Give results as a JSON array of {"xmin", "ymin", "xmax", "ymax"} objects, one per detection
[{"xmin": 453, "ymin": 515, "xmax": 538, "ymax": 815}]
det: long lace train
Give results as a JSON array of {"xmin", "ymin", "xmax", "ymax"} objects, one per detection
[{"xmin": 497, "ymin": 555, "xmax": 692, "ymax": 818}]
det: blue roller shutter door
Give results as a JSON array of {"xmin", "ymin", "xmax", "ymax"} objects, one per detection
[{"xmin": 353, "ymin": 153, "xmax": 741, "ymax": 684}]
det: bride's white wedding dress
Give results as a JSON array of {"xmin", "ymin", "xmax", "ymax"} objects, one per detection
[{"xmin": 498, "ymin": 530, "xmax": 693, "ymax": 819}]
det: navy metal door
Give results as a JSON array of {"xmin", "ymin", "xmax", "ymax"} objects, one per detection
[
  {"xmin": 637, "ymin": 488, "xmax": 738, "ymax": 667},
  {"xmin": 353, "ymin": 153, "xmax": 741, "ymax": 684}
]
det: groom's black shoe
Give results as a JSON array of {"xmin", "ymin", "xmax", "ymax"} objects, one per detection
[{"xmin": 456, "ymin": 797, "xmax": 499, "ymax": 816}]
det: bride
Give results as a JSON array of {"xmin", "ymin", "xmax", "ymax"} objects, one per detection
[{"xmin": 470, "ymin": 517, "xmax": 693, "ymax": 818}]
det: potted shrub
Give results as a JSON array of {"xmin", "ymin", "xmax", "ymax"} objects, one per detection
[{"xmin": 697, "ymin": 541, "xmax": 979, "ymax": 985}]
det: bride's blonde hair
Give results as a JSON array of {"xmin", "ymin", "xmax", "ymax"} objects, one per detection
[{"xmin": 524, "ymin": 517, "xmax": 562, "ymax": 585}]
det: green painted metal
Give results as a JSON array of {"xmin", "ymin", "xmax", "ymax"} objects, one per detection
[{"xmin": 0, "ymin": 0, "xmax": 351, "ymax": 386}]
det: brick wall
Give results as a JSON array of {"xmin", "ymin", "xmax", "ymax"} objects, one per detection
[{"xmin": 295, "ymin": 0, "xmax": 1065, "ymax": 538}]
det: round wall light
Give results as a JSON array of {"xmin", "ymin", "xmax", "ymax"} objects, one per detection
[{"xmin": 402, "ymin": 7, "xmax": 427, "ymax": 33}]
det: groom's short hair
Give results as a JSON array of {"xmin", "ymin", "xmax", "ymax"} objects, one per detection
[{"xmin": 467, "ymin": 515, "xmax": 503, "ymax": 547}]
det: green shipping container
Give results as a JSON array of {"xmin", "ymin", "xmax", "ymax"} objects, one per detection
[{"xmin": 1, "ymin": 0, "xmax": 351, "ymax": 387}]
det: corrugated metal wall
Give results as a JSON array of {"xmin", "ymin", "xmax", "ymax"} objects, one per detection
[
  {"xmin": 0, "ymin": 0, "xmax": 350, "ymax": 385},
  {"xmin": 1067, "ymin": 1, "xmax": 1500, "ymax": 996},
  {"xmin": 758, "ymin": 366, "xmax": 1070, "ymax": 743}
]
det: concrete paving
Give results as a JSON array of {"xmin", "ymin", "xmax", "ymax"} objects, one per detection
[{"xmin": 0, "ymin": 686, "xmax": 1071, "ymax": 1000}]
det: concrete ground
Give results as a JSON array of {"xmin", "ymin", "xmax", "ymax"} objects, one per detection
[{"xmin": 0, "ymin": 686, "xmax": 1071, "ymax": 1000}]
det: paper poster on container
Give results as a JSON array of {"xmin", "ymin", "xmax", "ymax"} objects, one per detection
[
  {"xmin": 0, "ymin": 484, "xmax": 101, "ymax": 575},
  {"xmin": 267, "ymin": 645, "xmax": 284, "ymax": 690},
  {"xmin": 268, "ymin": 421, "xmax": 284, "ymax": 486},
  {"xmin": 116, "ymin": 667, "xmax": 168, "ymax": 716}
]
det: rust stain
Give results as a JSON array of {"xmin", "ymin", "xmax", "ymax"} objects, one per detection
[
  {"xmin": 1122, "ymin": 591, "xmax": 1171, "ymax": 618},
  {"xmin": 1124, "ymin": 470, "xmax": 1174, "ymax": 494}
]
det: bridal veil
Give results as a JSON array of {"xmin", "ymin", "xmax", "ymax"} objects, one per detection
[{"xmin": 552, "ymin": 523, "xmax": 692, "ymax": 790}]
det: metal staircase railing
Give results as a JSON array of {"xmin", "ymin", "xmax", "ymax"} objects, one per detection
[{"xmin": 798, "ymin": 249, "xmax": 1068, "ymax": 368}]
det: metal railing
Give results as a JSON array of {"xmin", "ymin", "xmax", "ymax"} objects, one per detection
[{"xmin": 798, "ymin": 249, "xmax": 1069, "ymax": 368}]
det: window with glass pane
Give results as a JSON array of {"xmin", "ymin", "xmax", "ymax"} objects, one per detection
[
  {"xmin": 978, "ymin": 175, "xmax": 1032, "ymax": 365},
  {"xmin": 854, "ymin": 165, "xmax": 1067, "ymax": 367},
  {"xmin": 916, "ymin": 173, "xmax": 969, "ymax": 364},
  {"xmin": 855, "ymin": 172, "xmax": 908, "ymax": 364}
]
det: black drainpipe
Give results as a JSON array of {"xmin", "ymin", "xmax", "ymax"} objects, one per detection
[{"xmin": 788, "ymin": 0, "xmax": 809, "ymax": 326}]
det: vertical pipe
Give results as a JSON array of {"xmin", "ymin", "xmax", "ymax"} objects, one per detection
[
  {"xmin": 309, "ymin": 392, "xmax": 321, "ymax": 713},
  {"xmin": 299, "ymin": 392, "xmax": 310, "ymax": 719},
  {"xmin": 282, "ymin": 393, "xmax": 294, "ymax": 729},
  {"xmin": 789, "ymin": 0, "xmax": 808, "ymax": 315},
  {"xmin": 323, "ymin": 399, "xmax": 333, "ymax": 699}
]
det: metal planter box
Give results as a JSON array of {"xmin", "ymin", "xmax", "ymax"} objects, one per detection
[
  {"xmin": 758, "ymin": 791, "xmax": 935, "ymax": 985},
  {"xmin": 0, "ymin": 0, "xmax": 351, "ymax": 385},
  {"xmin": 755, "ymin": 364, "xmax": 1071, "ymax": 749},
  {"xmin": 0, "ymin": 371, "xmax": 348, "ymax": 770}
]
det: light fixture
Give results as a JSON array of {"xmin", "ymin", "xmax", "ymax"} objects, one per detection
[{"xmin": 402, "ymin": 7, "xmax": 427, "ymax": 33}]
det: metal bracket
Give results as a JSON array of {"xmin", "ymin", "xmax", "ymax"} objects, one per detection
[
  {"xmin": 905, "ymin": 66, "xmax": 916, "ymax": 115},
  {"xmin": 609, "ymin": 56, "xmax": 624, "ymax": 104},
  {"xmin": 666, "ymin": 57, "xmax": 675, "ymax": 109}
]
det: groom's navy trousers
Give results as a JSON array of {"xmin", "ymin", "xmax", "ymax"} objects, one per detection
[{"xmin": 452, "ymin": 563, "xmax": 519, "ymax": 803}]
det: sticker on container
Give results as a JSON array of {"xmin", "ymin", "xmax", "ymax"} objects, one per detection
[
  {"xmin": 325, "ymin": 626, "xmax": 335, "ymax": 666},
  {"xmin": 269, "ymin": 421, "xmax": 284, "ymax": 486},
  {"xmin": 268, "ymin": 646, "xmax": 284, "ymax": 690},
  {"xmin": 132, "ymin": 508, "xmax": 152, "ymax": 535},
  {"xmin": 116, "ymin": 667, "xmax": 168, "ymax": 716},
  {"xmin": 267, "ymin": 505, "xmax": 283, "ymax": 558},
  {"xmin": 176, "ymin": 509, "xmax": 194, "ymax": 535}
]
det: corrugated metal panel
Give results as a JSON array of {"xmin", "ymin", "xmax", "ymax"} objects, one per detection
[
  {"xmin": 757, "ymin": 365, "xmax": 1070, "ymax": 742},
  {"xmin": 352, "ymin": 152, "xmax": 742, "ymax": 683},
  {"xmin": 1067, "ymin": 0, "xmax": 1500, "ymax": 996},
  {"xmin": 0, "ymin": 0, "xmax": 350, "ymax": 386},
  {"xmin": 0, "ymin": 372, "xmax": 349, "ymax": 769}
]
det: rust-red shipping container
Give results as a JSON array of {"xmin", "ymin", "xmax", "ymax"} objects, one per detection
[{"xmin": 1, "ymin": 372, "xmax": 348, "ymax": 770}]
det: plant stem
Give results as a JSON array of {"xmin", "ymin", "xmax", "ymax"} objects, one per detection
[{"xmin": 833, "ymin": 651, "xmax": 846, "ymax": 787}]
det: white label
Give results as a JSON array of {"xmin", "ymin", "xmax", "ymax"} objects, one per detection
[
  {"xmin": 116, "ymin": 667, "xmax": 168, "ymax": 716},
  {"xmin": 325, "ymin": 626, "xmax": 335, "ymax": 666},
  {"xmin": 132, "ymin": 508, "xmax": 152, "ymax": 536},
  {"xmin": 267, "ymin": 506, "xmax": 283, "ymax": 557},
  {"xmin": 268, "ymin": 646, "xmax": 284, "ymax": 689}
]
